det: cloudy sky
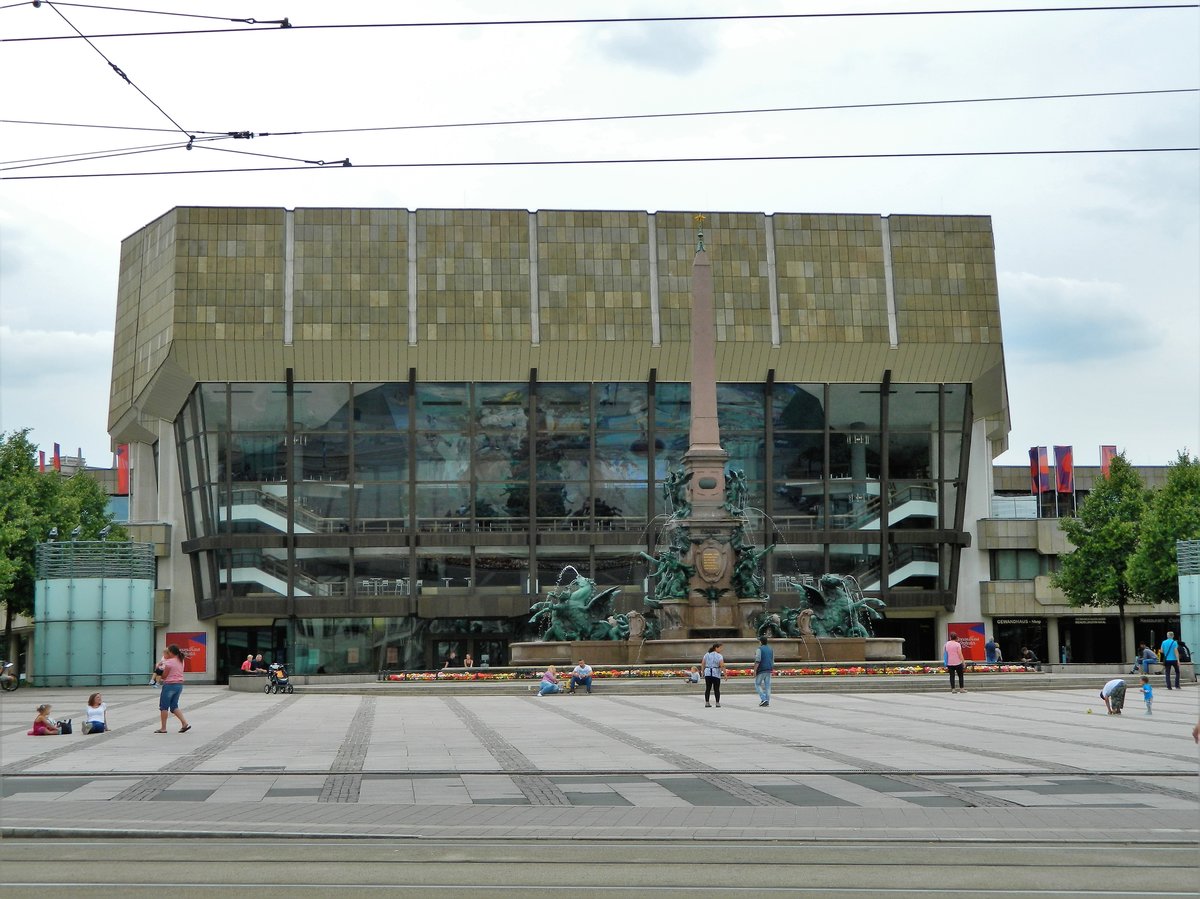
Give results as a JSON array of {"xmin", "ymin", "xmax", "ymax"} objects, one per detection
[{"xmin": 1, "ymin": 0, "xmax": 1196, "ymax": 470}]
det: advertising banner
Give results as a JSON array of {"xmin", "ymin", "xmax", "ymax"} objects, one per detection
[
  {"xmin": 1054, "ymin": 445, "xmax": 1074, "ymax": 494},
  {"xmin": 1100, "ymin": 445, "xmax": 1117, "ymax": 477},
  {"xmin": 1028, "ymin": 446, "xmax": 1050, "ymax": 494},
  {"xmin": 948, "ymin": 621, "xmax": 986, "ymax": 661},
  {"xmin": 166, "ymin": 632, "xmax": 207, "ymax": 672}
]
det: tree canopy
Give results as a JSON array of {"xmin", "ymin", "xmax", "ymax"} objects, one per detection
[
  {"xmin": 1127, "ymin": 451, "xmax": 1200, "ymax": 603},
  {"xmin": 0, "ymin": 430, "xmax": 125, "ymax": 629},
  {"xmin": 1051, "ymin": 454, "xmax": 1148, "ymax": 619}
]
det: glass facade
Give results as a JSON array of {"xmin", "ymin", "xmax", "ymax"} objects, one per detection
[{"xmin": 177, "ymin": 378, "xmax": 971, "ymax": 671}]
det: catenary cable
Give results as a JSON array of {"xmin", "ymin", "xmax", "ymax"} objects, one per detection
[
  {"xmin": 2, "ymin": 145, "xmax": 1195, "ymax": 180},
  {"xmin": 2, "ymin": 4, "xmax": 1197, "ymax": 43},
  {"xmin": 36, "ymin": 1, "xmax": 193, "ymax": 137}
]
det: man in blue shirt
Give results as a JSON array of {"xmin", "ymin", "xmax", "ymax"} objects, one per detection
[
  {"xmin": 1159, "ymin": 632, "xmax": 1181, "ymax": 690},
  {"xmin": 754, "ymin": 636, "xmax": 775, "ymax": 707}
]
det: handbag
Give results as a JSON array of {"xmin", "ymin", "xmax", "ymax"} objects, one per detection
[{"xmin": 57, "ymin": 718, "xmax": 72, "ymax": 735}]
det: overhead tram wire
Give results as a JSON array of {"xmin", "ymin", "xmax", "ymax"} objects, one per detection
[
  {"xmin": 3, "ymin": 145, "xmax": 1196, "ymax": 181},
  {"xmin": 3, "ymin": 4, "xmax": 1197, "ymax": 42},
  {"xmin": 19, "ymin": 1, "xmax": 290, "ymax": 25},
  {"xmin": 5, "ymin": 87, "xmax": 1192, "ymax": 152},
  {"xmin": 0, "ymin": 118, "xmax": 227, "ymax": 135},
  {"xmin": 0, "ymin": 134, "xmax": 229, "ymax": 171},
  {"xmin": 251, "ymin": 88, "xmax": 1200, "ymax": 139},
  {"xmin": 37, "ymin": 1, "xmax": 194, "ymax": 138}
]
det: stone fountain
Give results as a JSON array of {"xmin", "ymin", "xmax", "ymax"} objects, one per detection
[{"xmin": 509, "ymin": 218, "xmax": 904, "ymax": 667}]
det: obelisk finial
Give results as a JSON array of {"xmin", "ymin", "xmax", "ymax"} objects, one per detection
[{"xmin": 694, "ymin": 213, "xmax": 706, "ymax": 253}]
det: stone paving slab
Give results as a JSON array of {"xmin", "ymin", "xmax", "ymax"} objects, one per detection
[{"xmin": 1, "ymin": 683, "xmax": 1197, "ymax": 841}]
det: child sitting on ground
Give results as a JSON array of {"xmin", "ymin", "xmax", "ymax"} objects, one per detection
[
  {"xmin": 28, "ymin": 704, "xmax": 60, "ymax": 736},
  {"xmin": 1141, "ymin": 676, "xmax": 1153, "ymax": 715},
  {"xmin": 685, "ymin": 666, "xmax": 701, "ymax": 684}
]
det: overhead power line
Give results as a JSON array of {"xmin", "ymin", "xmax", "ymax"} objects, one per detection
[
  {"xmin": 39, "ymin": 1, "xmax": 191, "ymax": 137},
  {"xmin": 254, "ymin": 88, "xmax": 1200, "ymax": 139},
  {"xmin": 3, "ymin": 145, "xmax": 1195, "ymax": 181},
  {"xmin": 21, "ymin": 1, "xmax": 289, "ymax": 25},
  {"xmin": 3, "ymin": 4, "xmax": 1196, "ymax": 43},
  {"xmin": 4, "ymin": 87, "xmax": 1194, "ymax": 143}
]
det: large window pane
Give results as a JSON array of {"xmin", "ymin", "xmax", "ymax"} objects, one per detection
[
  {"xmin": 199, "ymin": 383, "xmax": 228, "ymax": 429},
  {"xmin": 772, "ymin": 384, "xmax": 825, "ymax": 430},
  {"xmin": 296, "ymin": 434, "xmax": 349, "ymax": 481},
  {"xmin": 475, "ymin": 550, "xmax": 527, "ymax": 588},
  {"xmin": 722, "ymin": 434, "xmax": 765, "ymax": 482},
  {"xmin": 888, "ymin": 384, "xmax": 939, "ymax": 429},
  {"xmin": 228, "ymin": 433, "xmax": 286, "ymax": 482},
  {"xmin": 828, "ymin": 383, "xmax": 881, "ymax": 430},
  {"xmin": 596, "ymin": 383, "xmax": 648, "ymax": 431},
  {"xmin": 655, "ymin": 383, "xmax": 690, "ymax": 427},
  {"xmin": 538, "ymin": 383, "xmax": 589, "ymax": 431},
  {"xmin": 475, "ymin": 383, "xmax": 528, "ymax": 429},
  {"xmin": 355, "ymin": 483, "xmax": 406, "ymax": 529},
  {"xmin": 717, "ymin": 383, "xmax": 765, "ymax": 431},
  {"xmin": 416, "ymin": 383, "xmax": 468, "ymax": 430},
  {"xmin": 944, "ymin": 384, "xmax": 968, "ymax": 430},
  {"xmin": 536, "ymin": 434, "xmax": 590, "ymax": 480},
  {"xmin": 294, "ymin": 547, "xmax": 350, "ymax": 597},
  {"xmin": 888, "ymin": 433, "xmax": 932, "ymax": 480},
  {"xmin": 595, "ymin": 433, "xmax": 650, "ymax": 480},
  {"xmin": 415, "ymin": 483, "xmax": 470, "ymax": 520},
  {"xmin": 770, "ymin": 544, "xmax": 824, "ymax": 594},
  {"xmin": 230, "ymin": 384, "xmax": 288, "ymax": 430},
  {"xmin": 294, "ymin": 483, "xmax": 351, "ymax": 533},
  {"xmin": 773, "ymin": 432, "xmax": 824, "ymax": 480},
  {"xmin": 592, "ymin": 482, "xmax": 649, "ymax": 519},
  {"xmin": 415, "ymin": 431, "xmax": 469, "ymax": 481},
  {"xmin": 354, "ymin": 432, "xmax": 408, "ymax": 480},
  {"xmin": 294, "ymin": 383, "xmax": 350, "ymax": 430},
  {"xmin": 353, "ymin": 383, "xmax": 410, "ymax": 431}
]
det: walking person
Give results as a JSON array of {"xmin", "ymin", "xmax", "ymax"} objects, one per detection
[
  {"xmin": 702, "ymin": 643, "xmax": 726, "ymax": 708},
  {"xmin": 155, "ymin": 644, "xmax": 191, "ymax": 734},
  {"xmin": 944, "ymin": 634, "xmax": 966, "ymax": 693},
  {"xmin": 1140, "ymin": 676, "xmax": 1153, "ymax": 715},
  {"xmin": 1159, "ymin": 631, "xmax": 1181, "ymax": 690},
  {"xmin": 754, "ymin": 635, "xmax": 774, "ymax": 707}
]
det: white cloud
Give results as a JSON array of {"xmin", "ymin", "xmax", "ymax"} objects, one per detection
[{"xmin": 998, "ymin": 271, "xmax": 1158, "ymax": 362}]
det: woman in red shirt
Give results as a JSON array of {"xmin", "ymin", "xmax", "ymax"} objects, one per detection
[{"xmin": 155, "ymin": 644, "xmax": 192, "ymax": 734}]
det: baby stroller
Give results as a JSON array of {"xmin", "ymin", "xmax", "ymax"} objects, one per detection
[{"xmin": 265, "ymin": 662, "xmax": 294, "ymax": 694}]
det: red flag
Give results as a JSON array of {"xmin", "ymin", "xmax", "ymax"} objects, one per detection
[
  {"xmin": 1028, "ymin": 447, "xmax": 1050, "ymax": 494},
  {"xmin": 38, "ymin": 450, "xmax": 45, "ymax": 472},
  {"xmin": 1100, "ymin": 445, "xmax": 1117, "ymax": 477},
  {"xmin": 52, "ymin": 443, "xmax": 61, "ymax": 472},
  {"xmin": 115, "ymin": 444, "xmax": 130, "ymax": 495},
  {"xmin": 1054, "ymin": 445, "xmax": 1074, "ymax": 494}
]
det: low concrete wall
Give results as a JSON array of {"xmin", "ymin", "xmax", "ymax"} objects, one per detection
[{"xmin": 508, "ymin": 636, "xmax": 897, "ymax": 666}]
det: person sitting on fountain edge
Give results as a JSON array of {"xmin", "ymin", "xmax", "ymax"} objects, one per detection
[{"xmin": 568, "ymin": 659, "xmax": 593, "ymax": 694}]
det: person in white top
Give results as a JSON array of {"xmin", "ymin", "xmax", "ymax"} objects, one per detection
[
  {"xmin": 1099, "ymin": 678, "xmax": 1127, "ymax": 715},
  {"xmin": 83, "ymin": 692, "xmax": 108, "ymax": 734},
  {"xmin": 701, "ymin": 643, "xmax": 726, "ymax": 708},
  {"xmin": 568, "ymin": 660, "xmax": 593, "ymax": 694}
]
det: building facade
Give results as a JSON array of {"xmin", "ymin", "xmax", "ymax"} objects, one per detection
[{"xmin": 109, "ymin": 207, "xmax": 1011, "ymax": 681}]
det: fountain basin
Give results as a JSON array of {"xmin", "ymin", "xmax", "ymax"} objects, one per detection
[{"xmin": 510, "ymin": 636, "xmax": 903, "ymax": 667}]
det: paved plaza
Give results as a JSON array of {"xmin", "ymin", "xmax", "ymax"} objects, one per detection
[{"xmin": 2, "ymin": 679, "xmax": 1198, "ymax": 844}]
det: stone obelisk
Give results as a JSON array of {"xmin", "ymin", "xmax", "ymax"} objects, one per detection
[{"xmin": 681, "ymin": 217, "xmax": 729, "ymax": 518}]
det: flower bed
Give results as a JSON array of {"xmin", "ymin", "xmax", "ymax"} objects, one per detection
[{"xmin": 385, "ymin": 663, "xmax": 1036, "ymax": 682}]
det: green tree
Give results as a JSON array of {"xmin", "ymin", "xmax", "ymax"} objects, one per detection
[
  {"xmin": 1127, "ymin": 451, "xmax": 1200, "ymax": 603},
  {"xmin": 0, "ymin": 429, "xmax": 125, "ymax": 662},
  {"xmin": 1051, "ymin": 454, "xmax": 1149, "ymax": 646}
]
